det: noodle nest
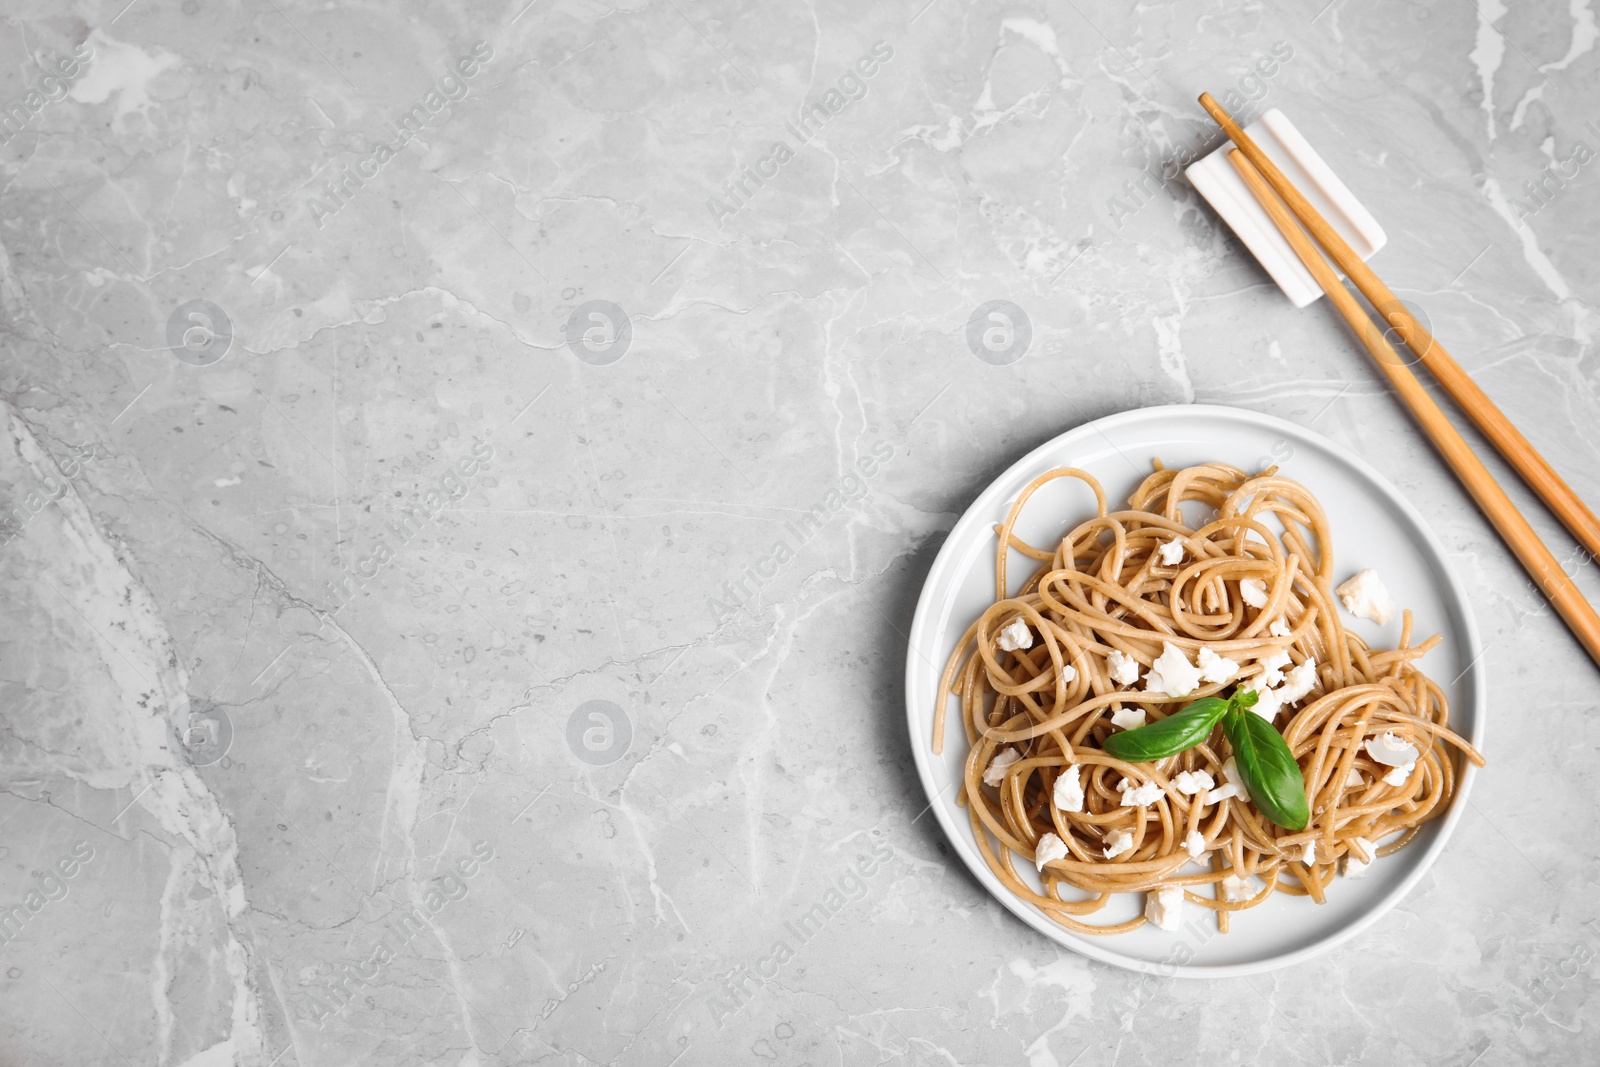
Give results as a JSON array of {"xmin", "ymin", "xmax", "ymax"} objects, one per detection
[{"xmin": 932, "ymin": 462, "xmax": 1485, "ymax": 935}]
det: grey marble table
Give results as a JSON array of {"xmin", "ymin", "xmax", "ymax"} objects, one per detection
[{"xmin": 1, "ymin": 0, "xmax": 1597, "ymax": 1064}]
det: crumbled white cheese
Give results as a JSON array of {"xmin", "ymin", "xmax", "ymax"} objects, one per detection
[
  {"xmin": 1276, "ymin": 658, "xmax": 1318, "ymax": 705},
  {"xmin": 1102, "ymin": 828, "xmax": 1135, "ymax": 859},
  {"xmin": 1221, "ymin": 756, "xmax": 1245, "ymax": 788},
  {"xmin": 1118, "ymin": 779, "xmax": 1164, "ymax": 807},
  {"xmin": 1144, "ymin": 641, "xmax": 1204, "ymax": 698},
  {"xmin": 1203, "ymin": 781, "xmax": 1245, "ymax": 805},
  {"xmin": 1106, "ymin": 648, "xmax": 1141, "ymax": 686},
  {"xmin": 1053, "ymin": 767, "xmax": 1084, "ymax": 812},
  {"xmin": 1259, "ymin": 649, "xmax": 1292, "ymax": 687},
  {"xmin": 997, "ymin": 618, "xmax": 1034, "ymax": 651},
  {"xmin": 1220, "ymin": 873, "xmax": 1255, "ymax": 902},
  {"xmin": 1034, "ymin": 832, "xmax": 1069, "ymax": 872},
  {"xmin": 1342, "ymin": 837, "xmax": 1376, "ymax": 878},
  {"xmin": 1297, "ymin": 839, "xmax": 1316, "ymax": 865},
  {"xmin": 1059, "ymin": 662, "xmax": 1079, "ymax": 685},
  {"xmin": 1145, "ymin": 884, "xmax": 1185, "ymax": 930},
  {"xmin": 1240, "ymin": 578, "xmax": 1268, "ymax": 608},
  {"xmin": 1183, "ymin": 829, "xmax": 1206, "ymax": 859},
  {"xmin": 1240, "ymin": 651, "xmax": 1315, "ymax": 721},
  {"xmin": 1365, "ymin": 731, "xmax": 1418, "ymax": 768},
  {"xmin": 1196, "ymin": 646, "xmax": 1240, "ymax": 684},
  {"xmin": 1335, "ymin": 569, "xmax": 1394, "ymax": 625},
  {"xmin": 1173, "ymin": 770, "xmax": 1215, "ymax": 796},
  {"xmin": 1202, "ymin": 759, "xmax": 1248, "ymax": 804},
  {"xmin": 1157, "ymin": 537, "xmax": 1186, "ymax": 566},
  {"xmin": 982, "ymin": 748, "xmax": 1021, "ymax": 787},
  {"xmin": 1244, "ymin": 684, "xmax": 1283, "ymax": 721},
  {"xmin": 1382, "ymin": 763, "xmax": 1414, "ymax": 787},
  {"xmin": 1344, "ymin": 768, "xmax": 1365, "ymax": 789},
  {"xmin": 1110, "ymin": 707, "xmax": 1147, "ymax": 731},
  {"xmin": 1269, "ymin": 618, "xmax": 1292, "ymax": 637}
]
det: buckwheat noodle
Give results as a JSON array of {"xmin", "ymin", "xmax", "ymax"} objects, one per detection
[{"xmin": 931, "ymin": 462, "xmax": 1485, "ymax": 935}]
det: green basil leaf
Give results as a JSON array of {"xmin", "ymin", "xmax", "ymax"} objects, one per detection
[
  {"xmin": 1222, "ymin": 707, "xmax": 1310, "ymax": 830},
  {"xmin": 1103, "ymin": 697, "xmax": 1230, "ymax": 762}
]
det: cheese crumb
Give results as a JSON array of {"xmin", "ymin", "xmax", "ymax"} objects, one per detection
[
  {"xmin": 1102, "ymin": 829, "xmax": 1135, "ymax": 859},
  {"xmin": 1183, "ymin": 829, "xmax": 1206, "ymax": 859},
  {"xmin": 1118, "ymin": 779, "xmax": 1164, "ymax": 807},
  {"xmin": 1144, "ymin": 641, "xmax": 1204, "ymax": 698},
  {"xmin": 982, "ymin": 748, "xmax": 1021, "ymax": 787},
  {"xmin": 1240, "ymin": 578, "xmax": 1268, "ymax": 608},
  {"xmin": 1269, "ymin": 618, "xmax": 1292, "ymax": 637},
  {"xmin": 1221, "ymin": 756, "xmax": 1244, "ymax": 788},
  {"xmin": 1203, "ymin": 781, "xmax": 1245, "ymax": 805},
  {"xmin": 1196, "ymin": 646, "xmax": 1240, "ymax": 683},
  {"xmin": 1342, "ymin": 837, "xmax": 1376, "ymax": 878},
  {"xmin": 1157, "ymin": 537, "xmax": 1186, "ymax": 566},
  {"xmin": 1276, "ymin": 658, "xmax": 1319, "ymax": 705},
  {"xmin": 1365, "ymin": 731, "xmax": 1418, "ymax": 767},
  {"xmin": 1034, "ymin": 832, "xmax": 1069, "ymax": 872},
  {"xmin": 1203, "ymin": 759, "xmax": 1248, "ymax": 804},
  {"xmin": 1106, "ymin": 648, "xmax": 1141, "ymax": 686},
  {"xmin": 1344, "ymin": 768, "xmax": 1365, "ymax": 789},
  {"xmin": 1220, "ymin": 873, "xmax": 1255, "ymax": 902},
  {"xmin": 1259, "ymin": 649, "xmax": 1292, "ymax": 687},
  {"xmin": 1335, "ymin": 569, "xmax": 1394, "ymax": 625},
  {"xmin": 1053, "ymin": 767, "xmax": 1084, "ymax": 812},
  {"xmin": 1297, "ymin": 839, "xmax": 1316, "ymax": 864},
  {"xmin": 997, "ymin": 618, "xmax": 1033, "ymax": 651},
  {"xmin": 1383, "ymin": 763, "xmax": 1414, "ymax": 787},
  {"xmin": 1172, "ymin": 770, "xmax": 1214, "ymax": 796},
  {"xmin": 1145, "ymin": 884, "xmax": 1185, "ymax": 930},
  {"xmin": 1110, "ymin": 707, "xmax": 1147, "ymax": 731},
  {"xmin": 1244, "ymin": 684, "xmax": 1283, "ymax": 721}
]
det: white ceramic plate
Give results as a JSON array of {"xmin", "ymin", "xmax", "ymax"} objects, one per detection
[{"xmin": 904, "ymin": 404, "xmax": 1485, "ymax": 977}]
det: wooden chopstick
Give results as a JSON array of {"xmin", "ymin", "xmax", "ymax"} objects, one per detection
[
  {"xmin": 1226, "ymin": 148, "xmax": 1600, "ymax": 668},
  {"xmin": 1199, "ymin": 92, "xmax": 1600, "ymax": 562}
]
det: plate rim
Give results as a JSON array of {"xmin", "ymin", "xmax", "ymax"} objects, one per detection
[{"xmin": 902, "ymin": 402, "xmax": 1486, "ymax": 978}]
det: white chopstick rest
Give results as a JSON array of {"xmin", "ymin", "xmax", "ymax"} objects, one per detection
[{"xmin": 1185, "ymin": 109, "xmax": 1386, "ymax": 308}]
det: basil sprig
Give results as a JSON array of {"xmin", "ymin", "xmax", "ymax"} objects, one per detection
[{"xmin": 1100, "ymin": 686, "xmax": 1309, "ymax": 830}]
